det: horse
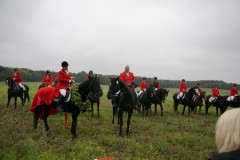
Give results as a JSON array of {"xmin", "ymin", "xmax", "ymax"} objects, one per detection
[
  {"xmin": 5, "ymin": 77, "xmax": 30, "ymax": 109},
  {"xmin": 223, "ymin": 96, "xmax": 240, "ymax": 111},
  {"xmin": 205, "ymin": 95, "xmax": 227, "ymax": 115},
  {"xmin": 150, "ymin": 88, "xmax": 170, "ymax": 116},
  {"xmin": 107, "ymin": 77, "xmax": 135, "ymax": 136},
  {"xmin": 31, "ymin": 86, "xmax": 81, "ymax": 138},
  {"xmin": 192, "ymin": 91, "xmax": 206, "ymax": 114},
  {"xmin": 78, "ymin": 76, "xmax": 103, "ymax": 117},
  {"xmin": 172, "ymin": 87, "xmax": 197, "ymax": 116},
  {"xmin": 137, "ymin": 86, "xmax": 154, "ymax": 116}
]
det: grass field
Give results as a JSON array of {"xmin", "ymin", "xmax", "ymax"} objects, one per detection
[{"xmin": 0, "ymin": 82, "xmax": 230, "ymax": 160}]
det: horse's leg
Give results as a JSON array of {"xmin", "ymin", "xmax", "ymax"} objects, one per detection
[
  {"xmin": 14, "ymin": 96, "xmax": 17, "ymax": 109},
  {"xmin": 91, "ymin": 102, "xmax": 94, "ymax": 117},
  {"xmin": 7, "ymin": 95, "xmax": 11, "ymax": 108},
  {"xmin": 34, "ymin": 106, "xmax": 41, "ymax": 129},
  {"xmin": 20, "ymin": 95, "xmax": 24, "ymax": 106},
  {"xmin": 126, "ymin": 109, "xmax": 133, "ymax": 135},
  {"xmin": 216, "ymin": 107, "xmax": 219, "ymax": 115},
  {"xmin": 142, "ymin": 104, "xmax": 145, "ymax": 116},
  {"xmin": 159, "ymin": 102, "xmax": 163, "ymax": 116},
  {"xmin": 154, "ymin": 104, "xmax": 157, "ymax": 115},
  {"xmin": 71, "ymin": 107, "xmax": 80, "ymax": 138},
  {"xmin": 182, "ymin": 105, "xmax": 186, "ymax": 115},
  {"xmin": 64, "ymin": 112, "xmax": 68, "ymax": 129},
  {"xmin": 205, "ymin": 103, "xmax": 209, "ymax": 115},
  {"xmin": 112, "ymin": 105, "xmax": 116, "ymax": 124},
  {"xmin": 97, "ymin": 100, "xmax": 100, "ymax": 118},
  {"xmin": 188, "ymin": 105, "xmax": 191, "ymax": 116},
  {"xmin": 199, "ymin": 106, "xmax": 201, "ymax": 115},
  {"xmin": 43, "ymin": 105, "xmax": 51, "ymax": 134},
  {"xmin": 118, "ymin": 108, "xmax": 123, "ymax": 136}
]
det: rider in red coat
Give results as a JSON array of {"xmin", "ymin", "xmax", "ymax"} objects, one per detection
[
  {"xmin": 177, "ymin": 79, "xmax": 187, "ymax": 100},
  {"xmin": 209, "ymin": 84, "xmax": 220, "ymax": 102},
  {"xmin": 11, "ymin": 68, "xmax": 26, "ymax": 91},
  {"xmin": 42, "ymin": 70, "xmax": 53, "ymax": 86},
  {"xmin": 137, "ymin": 77, "xmax": 148, "ymax": 97},
  {"xmin": 56, "ymin": 61, "xmax": 73, "ymax": 111},
  {"xmin": 227, "ymin": 84, "xmax": 238, "ymax": 101},
  {"xmin": 195, "ymin": 83, "xmax": 202, "ymax": 96},
  {"xmin": 119, "ymin": 65, "xmax": 136, "ymax": 90}
]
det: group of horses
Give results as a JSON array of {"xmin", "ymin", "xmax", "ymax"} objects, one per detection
[{"xmin": 5, "ymin": 76, "xmax": 240, "ymax": 138}]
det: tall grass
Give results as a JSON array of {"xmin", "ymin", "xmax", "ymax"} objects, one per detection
[{"xmin": 0, "ymin": 82, "xmax": 230, "ymax": 160}]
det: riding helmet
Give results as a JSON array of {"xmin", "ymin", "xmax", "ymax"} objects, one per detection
[
  {"xmin": 89, "ymin": 70, "xmax": 93, "ymax": 74},
  {"xmin": 46, "ymin": 70, "xmax": 50, "ymax": 73},
  {"xmin": 154, "ymin": 77, "xmax": 157, "ymax": 80},
  {"xmin": 61, "ymin": 61, "xmax": 69, "ymax": 67},
  {"xmin": 143, "ymin": 77, "xmax": 147, "ymax": 80},
  {"xmin": 182, "ymin": 79, "xmax": 185, "ymax": 82}
]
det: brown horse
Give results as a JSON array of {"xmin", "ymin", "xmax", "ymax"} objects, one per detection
[{"xmin": 192, "ymin": 91, "xmax": 206, "ymax": 114}]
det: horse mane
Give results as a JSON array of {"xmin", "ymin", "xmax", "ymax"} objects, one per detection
[
  {"xmin": 188, "ymin": 87, "xmax": 196, "ymax": 94},
  {"xmin": 117, "ymin": 79, "xmax": 132, "ymax": 93},
  {"xmin": 78, "ymin": 80, "xmax": 90, "ymax": 90}
]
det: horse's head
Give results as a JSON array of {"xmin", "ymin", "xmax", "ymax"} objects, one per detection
[
  {"xmin": 88, "ymin": 76, "xmax": 103, "ymax": 99},
  {"xmin": 5, "ymin": 77, "xmax": 17, "ymax": 89},
  {"xmin": 200, "ymin": 91, "xmax": 206, "ymax": 98},
  {"xmin": 107, "ymin": 77, "xmax": 120, "ymax": 100}
]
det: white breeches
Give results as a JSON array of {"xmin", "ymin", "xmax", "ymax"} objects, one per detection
[
  {"xmin": 59, "ymin": 89, "xmax": 67, "ymax": 97},
  {"xmin": 227, "ymin": 96, "xmax": 235, "ymax": 101},
  {"xmin": 209, "ymin": 96, "xmax": 216, "ymax": 102},
  {"xmin": 177, "ymin": 92, "xmax": 184, "ymax": 99},
  {"xmin": 19, "ymin": 83, "xmax": 26, "ymax": 91}
]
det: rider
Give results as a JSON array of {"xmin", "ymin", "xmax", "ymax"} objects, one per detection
[
  {"xmin": 137, "ymin": 77, "xmax": 148, "ymax": 97},
  {"xmin": 209, "ymin": 84, "xmax": 220, "ymax": 103},
  {"xmin": 177, "ymin": 79, "xmax": 187, "ymax": 100},
  {"xmin": 193, "ymin": 83, "xmax": 202, "ymax": 100},
  {"xmin": 42, "ymin": 70, "xmax": 53, "ymax": 86},
  {"xmin": 11, "ymin": 68, "xmax": 26, "ymax": 91},
  {"xmin": 119, "ymin": 65, "xmax": 136, "ymax": 90},
  {"xmin": 151, "ymin": 77, "xmax": 160, "ymax": 91},
  {"xmin": 86, "ymin": 70, "xmax": 93, "ymax": 80},
  {"xmin": 227, "ymin": 84, "xmax": 238, "ymax": 102},
  {"xmin": 56, "ymin": 61, "xmax": 73, "ymax": 111}
]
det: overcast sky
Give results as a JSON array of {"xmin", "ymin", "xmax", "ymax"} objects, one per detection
[{"xmin": 0, "ymin": 0, "xmax": 240, "ymax": 83}]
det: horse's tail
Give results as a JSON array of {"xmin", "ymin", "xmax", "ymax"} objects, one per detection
[{"xmin": 23, "ymin": 84, "xmax": 30, "ymax": 103}]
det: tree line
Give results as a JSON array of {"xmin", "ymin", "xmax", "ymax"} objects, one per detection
[{"xmin": 0, "ymin": 66, "xmax": 237, "ymax": 90}]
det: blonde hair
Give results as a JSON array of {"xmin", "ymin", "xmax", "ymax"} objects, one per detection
[{"xmin": 215, "ymin": 108, "xmax": 240, "ymax": 153}]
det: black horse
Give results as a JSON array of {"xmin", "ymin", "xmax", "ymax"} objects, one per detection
[
  {"xmin": 78, "ymin": 76, "xmax": 103, "ymax": 117},
  {"xmin": 223, "ymin": 96, "xmax": 240, "ymax": 111},
  {"xmin": 31, "ymin": 86, "xmax": 80, "ymax": 138},
  {"xmin": 192, "ymin": 91, "xmax": 206, "ymax": 114},
  {"xmin": 137, "ymin": 86, "xmax": 154, "ymax": 116},
  {"xmin": 5, "ymin": 77, "xmax": 30, "ymax": 109},
  {"xmin": 205, "ymin": 95, "xmax": 227, "ymax": 115},
  {"xmin": 172, "ymin": 87, "xmax": 196, "ymax": 116},
  {"xmin": 151, "ymin": 88, "xmax": 169, "ymax": 116},
  {"xmin": 107, "ymin": 77, "xmax": 135, "ymax": 136}
]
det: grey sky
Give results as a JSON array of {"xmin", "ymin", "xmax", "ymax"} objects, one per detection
[{"xmin": 1, "ymin": 0, "xmax": 240, "ymax": 83}]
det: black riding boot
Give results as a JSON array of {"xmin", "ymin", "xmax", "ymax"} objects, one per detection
[{"xmin": 57, "ymin": 95, "xmax": 65, "ymax": 112}]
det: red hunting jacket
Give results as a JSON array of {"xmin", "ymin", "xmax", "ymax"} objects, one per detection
[
  {"xmin": 42, "ymin": 75, "xmax": 53, "ymax": 86},
  {"xmin": 212, "ymin": 88, "xmax": 220, "ymax": 97},
  {"xmin": 230, "ymin": 87, "xmax": 238, "ymax": 96},
  {"xmin": 140, "ymin": 82, "xmax": 148, "ymax": 91},
  {"xmin": 196, "ymin": 86, "xmax": 202, "ymax": 93},
  {"xmin": 179, "ymin": 83, "xmax": 187, "ymax": 92},
  {"xmin": 11, "ymin": 73, "xmax": 22, "ymax": 84},
  {"xmin": 56, "ymin": 70, "xmax": 72, "ymax": 89},
  {"xmin": 119, "ymin": 72, "xmax": 136, "ymax": 85}
]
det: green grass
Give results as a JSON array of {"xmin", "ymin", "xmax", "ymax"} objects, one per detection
[{"xmin": 0, "ymin": 82, "xmax": 230, "ymax": 160}]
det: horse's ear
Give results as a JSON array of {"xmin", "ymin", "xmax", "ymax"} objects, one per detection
[
  {"xmin": 167, "ymin": 90, "xmax": 170, "ymax": 93},
  {"xmin": 116, "ymin": 76, "xmax": 119, "ymax": 80}
]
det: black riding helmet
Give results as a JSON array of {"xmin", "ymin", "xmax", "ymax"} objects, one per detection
[
  {"xmin": 89, "ymin": 70, "xmax": 93, "ymax": 74},
  {"xmin": 61, "ymin": 61, "xmax": 68, "ymax": 67},
  {"xmin": 13, "ymin": 68, "xmax": 18, "ymax": 72},
  {"xmin": 46, "ymin": 70, "xmax": 50, "ymax": 74}
]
